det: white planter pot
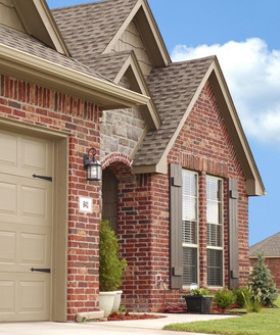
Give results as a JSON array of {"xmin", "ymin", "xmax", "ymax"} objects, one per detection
[
  {"xmin": 112, "ymin": 290, "xmax": 123, "ymax": 312},
  {"xmin": 99, "ymin": 291, "xmax": 116, "ymax": 317}
]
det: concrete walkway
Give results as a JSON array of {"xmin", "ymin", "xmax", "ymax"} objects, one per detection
[{"xmin": 0, "ymin": 313, "xmax": 236, "ymax": 335}]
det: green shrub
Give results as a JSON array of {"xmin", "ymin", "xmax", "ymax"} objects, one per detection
[
  {"xmin": 214, "ymin": 287, "xmax": 236, "ymax": 312},
  {"xmin": 99, "ymin": 220, "xmax": 127, "ymax": 291},
  {"xmin": 233, "ymin": 286, "xmax": 251, "ymax": 308},
  {"xmin": 242, "ymin": 287, "xmax": 262, "ymax": 313},
  {"xmin": 248, "ymin": 252, "xmax": 278, "ymax": 307}
]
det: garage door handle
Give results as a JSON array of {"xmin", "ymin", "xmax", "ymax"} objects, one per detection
[{"xmin": 30, "ymin": 267, "xmax": 51, "ymax": 273}]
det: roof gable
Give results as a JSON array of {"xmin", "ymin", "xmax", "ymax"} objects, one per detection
[
  {"xmin": 9, "ymin": 0, "xmax": 69, "ymax": 55},
  {"xmin": 52, "ymin": 0, "xmax": 170, "ymax": 68},
  {"xmin": 133, "ymin": 56, "xmax": 265, "ymax": 196},
  {"xmin": 92, "ymin": 50, "xmax": 160, "ymax": 129},
  {"xmin": 250, "ymin": 232, "xmax": 280, "ymax": 257}
]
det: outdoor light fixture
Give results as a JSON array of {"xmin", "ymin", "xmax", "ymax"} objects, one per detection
[{"xmin": 83, "ymin": 148, "xmax": 102, "ymax": 181}]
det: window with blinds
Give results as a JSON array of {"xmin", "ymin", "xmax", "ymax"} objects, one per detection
[
  {"xmin": 182, "ymin": 170, "xmax": 198, "ymax": 286},
  {"xmin": 206, "ymin": 176, "xmax": 223, "ymax": 286}
]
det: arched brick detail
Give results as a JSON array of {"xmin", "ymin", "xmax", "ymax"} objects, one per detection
[{"xmin": 101, "ymin": 152, "xmax": 133, "ymax": 170}]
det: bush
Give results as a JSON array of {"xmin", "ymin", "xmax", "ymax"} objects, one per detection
[
  {"xmin": 248, "ymin": 252, "xmax": 278, "ymax": 307},
  {"xmin": 99, "ymin": 220, "xmax": 127, "ymax": 291},
  {"xmin": 233, "ymin": 286, "xmax": 251, "ymax": 308},
  {"xmin": 214, "ymin": 288, "xmax": 236, "ymax": 312}
]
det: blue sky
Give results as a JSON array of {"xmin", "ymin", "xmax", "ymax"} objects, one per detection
[{"xmin": 47, "ymin": 0, "xmax": 280, "ymax": 246}]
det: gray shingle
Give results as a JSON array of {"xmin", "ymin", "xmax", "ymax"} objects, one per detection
[
  {"xmin": 52, "ymin": 0, "xmax": 138, "ymax": 68},
  {"xmin": 0, "ymin": 25, "xmax": 110, "ymax": 82},
  {"xmin": 250, "ymin": 232, "xmax": 280, "ymax": 257},
  {"xmin": 133, "ymin": 57, "xmax": 215, "ymax": 166}
]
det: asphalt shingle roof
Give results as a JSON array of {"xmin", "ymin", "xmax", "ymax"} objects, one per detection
[
  {"xmin": 133, "ymin": 57, "xmax": 215, "ymax": 166},
  {"xmin": 52, "ymin": 0, "xmax": 138, "ymax": 68},
  {"xmin": 250, "ymin": 232, "xmax": 280, "ymax": 257},
  {"xmin": 0, "ymin": 25, "xmax": 111, "ymax": 83}
]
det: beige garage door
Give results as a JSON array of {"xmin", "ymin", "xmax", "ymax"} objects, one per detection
[{"xmin": 0, "ymin": 129, "xmax": 53, "ymax": 322}]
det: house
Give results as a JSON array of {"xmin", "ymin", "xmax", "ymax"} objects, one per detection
[
  {"xmin": 0, "ymin": 0, "xmax": 265, "ymax": 322},
  {"xmin": 249, "ymin": 232, "xmax": 280, "ymax": 289}
]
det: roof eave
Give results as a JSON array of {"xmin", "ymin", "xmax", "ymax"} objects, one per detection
[{"xmin": 0, "ymin": 44, "xmax": 150, "ymax": 109}]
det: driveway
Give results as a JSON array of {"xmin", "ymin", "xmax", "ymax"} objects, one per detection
[{"xmin": 0, "ymin": 313, "xmax": 236, "ymax": 335}]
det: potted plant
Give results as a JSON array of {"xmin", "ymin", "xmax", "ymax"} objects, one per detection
[
  {"xmin": 99, "ymin": 220, "xmax": 127, "ymax": 317},
  {"xmin": 184, "ymin": 287, "xmax": 213, "ymax": 314}
]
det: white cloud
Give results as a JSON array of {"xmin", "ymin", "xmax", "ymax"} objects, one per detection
[{"xmin": 171, "ymin": 38, "xmax": 280, "ymax": 144}]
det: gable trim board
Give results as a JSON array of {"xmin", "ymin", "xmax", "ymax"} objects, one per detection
[
  {"xmin": 114, "ymin": 51, "xmax": 161, "ymax": 129},
  {"xmin": 133, "ymin": 57, "xmax": 265, "ymax": 197},
  {"xmin": 103, "ymin": 0, "xmax": 170, "ymax": 67},
  {"xmin": 0, "ymin": 44, "xmax": 150, "ymax": 109},
  {"xmin": 13, "ymin": 0, "xmax": 69, "ymax": 55}
]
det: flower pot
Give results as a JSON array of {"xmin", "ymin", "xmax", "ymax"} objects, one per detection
[
  {"xmin": 112, "ymin": 290, "xmax": 123, "ymax": 312},
  {"xmin": 99, "ymin": 291, "xmax": 117, "ymax": 317},
  {"xmin": 184, "ymin": 295, "xmax": 213, "ymax": 314}
]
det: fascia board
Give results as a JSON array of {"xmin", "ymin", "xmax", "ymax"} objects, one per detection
[
  {"xmin": 115, "ymin": 53, "xmax": 161, "ymax": 129},
  {"xmin": 210, "ymin": 59, "xmax": 265, "ymax": 196},
  {"xmin": 13, "ymin": 0, "xmax": 69, "ymax": 56},
  {"xmin": 103, "ymin": 0, "xmax": 170, "ymax": 66},
  {"xmin": 0, "ymin": 44, "xmax": 150, "ymax": 109}
]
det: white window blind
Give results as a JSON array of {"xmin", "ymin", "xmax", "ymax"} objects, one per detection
[
  {"xmin": 206, "ymin": 176, "xmax": 223, "ymax": 286},
  {"xmin": 182, "ymin": 170, "xmax": 198, "ymax": 286}
]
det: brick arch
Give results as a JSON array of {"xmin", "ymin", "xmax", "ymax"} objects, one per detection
[{"xmin": 101, "ymin": 152, "xmax": 133, "ymax": 170}]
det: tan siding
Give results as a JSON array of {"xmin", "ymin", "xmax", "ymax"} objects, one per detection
[
  {"xmin": 0, "ymin": 0, "xmax": 25, "ymax": 32},
  {"xmin": 111, "ymin": 21, "xmax": 152, "ymax": 77}
]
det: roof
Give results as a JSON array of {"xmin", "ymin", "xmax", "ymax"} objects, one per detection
[
  {"xmin": 250, "ymin": 232, "xmax": 280, "ymax": 258},
  {"xmin": 0, "ymin": 3, "xmax": 149, "ymax": 109},
  {"xmin": 133, "ymin": 56, "xmax": 215, "ymax": 167},
  {"xmin": 52, "ymin": 0, "xmax": 170, "ymax": 68},
  {"xmin": 52, "ymin": 0, "xmax": 138, "ymax": 67}
]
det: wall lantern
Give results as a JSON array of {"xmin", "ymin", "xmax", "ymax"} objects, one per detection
[{"xmin": 83, "ymin": 148, "xmax": 102, "ymax": 181}]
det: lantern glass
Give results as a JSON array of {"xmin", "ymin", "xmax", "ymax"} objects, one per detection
[{"xmin": 87, "ymin": 160, "xmax": 102, "ymax": 181}]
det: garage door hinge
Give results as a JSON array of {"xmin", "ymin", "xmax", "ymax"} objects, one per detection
[{"xmin": 32, "ymin": 174, "xmax": 52, "ymax": 182}]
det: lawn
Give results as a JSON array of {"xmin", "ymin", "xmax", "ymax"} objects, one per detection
[{"xmin": 164, "ymin": 300, "xmax": 280, "ymax": 335}]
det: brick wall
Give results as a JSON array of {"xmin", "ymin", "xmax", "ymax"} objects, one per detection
[
  {"xmin": 116, "ymin": 80, "xmax": 249, "ymax": 311},
  {"xmin": 0, "ymin": 74, "xmax": 101, "ymax": 321}
]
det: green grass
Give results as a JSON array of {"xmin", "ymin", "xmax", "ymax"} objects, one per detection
[{"xmin": 163, "ymin": 299, "xmax": 280, "ymax": 335}]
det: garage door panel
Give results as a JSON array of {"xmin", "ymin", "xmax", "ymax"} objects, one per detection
[
  {"xmin": 0, "ymin": 281, "xmax": 15, "ymax": 313},
  {"xmin": 0, "ymin": 133, "xmax": 17, "ymax": 168},
  {"xmin": 20, "ymin": 185, "xmax": 48, "ymax": 219},
  {"xmin": 0, "ymin": 181, "xmax": 17, "ymax": 215},
  {"xmin": 0, "ymin": 231, "xmax": 16, "ymax": 264},
  {"xmin": 20, "ymin": 232, "xmax": 50, "ymax": 266},
  {"xmin": 19, "ymin": 279, "xmax": 49, "ymax": 313},
  {"xmin": 21, "ymin": 138, "xmax": 50, "ymax": 173}
]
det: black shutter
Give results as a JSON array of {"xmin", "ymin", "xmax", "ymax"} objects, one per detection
[
  {"xmin": 228, "ymin": 178, "xmax": 239, "ymax": 289},
  {"xmin": 170, "ymin": 164, "xmax": 183, "ymax": 289}
]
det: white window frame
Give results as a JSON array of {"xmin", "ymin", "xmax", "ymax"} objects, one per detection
[
  {"xmin": 182, "ymin": 169, "xmax": 199, "ymax": 287},
  {"xmin": 206, "ymin": 175, "xmax": 224, "ymax": 287}
]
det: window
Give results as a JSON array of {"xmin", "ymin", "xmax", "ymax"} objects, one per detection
[
  {"xmin": 206, "ymin": 176, "xmax": 223, "ymax": 286},
  {"xmin": 182, "ymin": 170, "xmax": 198, "ymax": 286}
]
